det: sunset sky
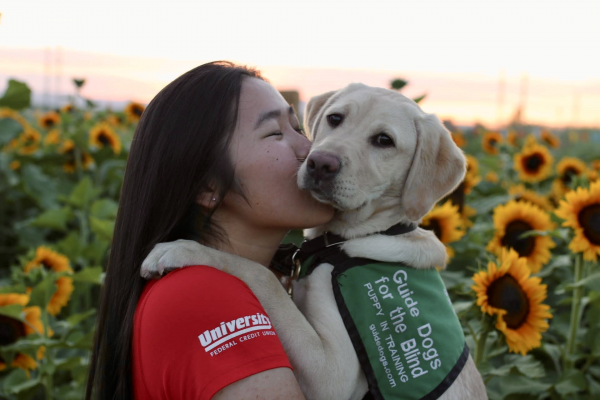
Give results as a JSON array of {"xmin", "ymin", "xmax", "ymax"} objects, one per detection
[{"xmin": 1, "ymin": 0, "xmax": 599, "ymax": 128}]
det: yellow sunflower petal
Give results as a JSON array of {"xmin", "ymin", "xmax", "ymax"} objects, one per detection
[
  {"xmin": 471, "ymin": 248, "xmax": 552, "ymax": 355},
  {"xmin": 487, "ymin": 200, "xmax": 556, "ymax": 273}
]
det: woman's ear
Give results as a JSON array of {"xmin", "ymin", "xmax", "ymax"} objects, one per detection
[{"xmin": 196, "ymin": 190, "xmax": 219, "ymax": 210}]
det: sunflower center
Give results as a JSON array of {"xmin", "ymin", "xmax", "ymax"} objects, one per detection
[
  {"xmin": 489, "ymin": 139, "xmax": 497, "ymax": 147},
  {"xmin": 501, "ymin": 220, "xmax": 535, "ymax": 257},
  {"xmin": 444, "ymin": 181, "xmax": 465, "ymax": 213},
  {"xmin": 421, "ymin": 218, "xmax": 443, "ymax": 241},
  {"xmin": 0, "ymin": 315, "xmax": 25, "ymax": 346},
  {"xmin": 523, "ymin": 153, "xmax": 543, "ymax": 172},
  {"xmin": 486, "ymin": 274, "xmax": 530, "ymax": 329},
  {"xmin": 41, "ymin": 259, "xmax": 53, "ymax": 270},
  {"xmin": 44, "ymin": 118, "xmax": 55, "ymax": 128},
  {"xmin": 561, "ymin": 167, "xmax": 580, "ymax": 185},
  {"xmin": 578, "ymin": 204, "xmax": 600, "ymax": 245},
  {"xmin": 133, "ymin": 107, "xmax": 143, "ymax": 116},
  {"xmin": 98, "ymin": 133, "xmax": 111, "ymax": 145}
]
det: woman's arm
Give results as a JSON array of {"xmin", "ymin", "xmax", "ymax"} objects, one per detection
[
  {"xmin": 141, "ymin": 240, "xmax": 364, "ymax": 400},
  {"xmin": 212, "ymin": 368, "xmax": 305, "ymax": 400}
]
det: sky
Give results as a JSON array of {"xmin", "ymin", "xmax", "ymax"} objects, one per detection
[{"xmin": 1, "ymin": 0, "xmax": 599, "ymax": 128}]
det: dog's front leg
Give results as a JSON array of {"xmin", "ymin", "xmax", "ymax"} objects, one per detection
[
  {"xmin": 292, "ymin": 264, "xmax": 368, "ymax": 400},
  {"xmin": 141, "ymin": 240, "xmax": 361, "ymax": 400}
]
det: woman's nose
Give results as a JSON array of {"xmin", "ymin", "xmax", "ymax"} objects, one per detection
[{"xmin": 296, "ymin": 136, "xmax": 311, "ymax": 160}]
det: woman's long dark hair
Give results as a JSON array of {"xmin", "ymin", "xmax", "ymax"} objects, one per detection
[{"xmin": 86, "ymin": 61, "xmax": 263, "ymax": 400}]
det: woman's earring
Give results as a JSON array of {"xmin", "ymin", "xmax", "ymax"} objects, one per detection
[{"xmin": 212, "ymin": 198, "xmax": 216, "ymax": 201}]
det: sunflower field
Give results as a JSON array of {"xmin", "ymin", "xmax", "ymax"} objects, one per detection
[{"xmin": 0, "ymin": 78, "xmax": 599, "ymax": 399}]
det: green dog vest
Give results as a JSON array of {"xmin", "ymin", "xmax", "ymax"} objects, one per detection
[{"xmin": 328, "ymin": 258, "xmax": 468, "ymax": 400}]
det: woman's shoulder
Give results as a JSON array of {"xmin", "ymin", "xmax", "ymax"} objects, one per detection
[{"xmin": 138, "ymin": 265, "xmax": 254, "ymax": 313}]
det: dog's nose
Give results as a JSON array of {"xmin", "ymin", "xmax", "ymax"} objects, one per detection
[{"xmin": 306, "ymin": 151, "xmax": 341, "ymax": 181}]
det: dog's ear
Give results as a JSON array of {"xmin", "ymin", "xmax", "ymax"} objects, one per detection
[
  {"xmin": 402, "ymin": 112, "xmax": 466, "ymax": 221},
  {"xmin": 304, "ymin": 90, "xmax": 338, "ymax": 140}
]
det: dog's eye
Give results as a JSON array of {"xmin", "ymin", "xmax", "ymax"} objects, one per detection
[
  {"xmin": 327, "ymin": 114, "xmax": 344, "ymax": 127},
  {"xmin": 372, "ymin": 133, "xmax": 395, "ymax": 148}
]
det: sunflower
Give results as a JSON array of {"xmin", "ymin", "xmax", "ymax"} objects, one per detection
[
  {"xmin": 0, "ymin": 294, "xmax": 45, "ymax": 375},
  {"xmin": 89, "ymin": 122, "xmax": 121, "ymax": 154},
  {"xmin": 464, "ymin": 155, "xmax": 481, "ymax": 194},
  {"xmin": 60, "ymin": 103, "xmax": 75, "ymax": 113},
  {"xmin": 9, "ymin": 160, "xmax": 21, "ymax": 170},
  {"xmin": 16, "ymin": 128, "xmax": 41, "ymax": 155},
  {"xmin": 513, "ymin": 143, "xmax": 554, "ymax": 183},
  {"xmin": 553, "ymin": 157, "xmax": 588, "ymax": 197},
  {"xmin": 555, "ymin": 180, "xmax": 600, "ymax": 262},
  {"xmin": 509, "ymin": 184, "xmax": 554, "ymax": 212},
  {"xmin": 0, "ymin": 108, "xmax": 29, "ymax": 128},
  {"xmin": 461, "ymin": 205, "xmax": 477, "ymax": 228},
  {"xmin": 482, "ymin": 131, "xmax": 503, "ymax": 155},
  {"xmin": 24, "ymin": 246, "xmax": 74, "ymax": 316},
  {"xmin": 124, "ymin": 102, "xmax": 145, "ymax": 122},
  {"xmin": 39, "ymin": 111, "xmax": 61, "ymax": 130},
  {"xmin": 106, "ymin": 114, "xmax": 124, "ymax": 127},
  {"xmin": 420, "ymin": 201, "xmax": 465, "ymax": 258},
  {"xmin": 540, "ymin": 130, "xmax": 560, "ymax": 149},
  {"xmin": 485, "ymin": 171, "xmax": 499, "ymax": 183},
  {"xmin": 487, "ymin": 200, "xmax": 556, "ymax": 273},
  {"xmin": 591, "ymin": 160, "xmax": 600, "ymax": 172},
  {"xmin": 59, "ymin": 140, "xmax": 94, "ymax": 173},
  {"xmin": 507, "ymin": 130, "xmax": 518, "ymax": 147},
  {"xmin": 43, "ymin": 129, "xmax": 61, "ymax": 146},
  {"xmin": 524, "ymin": 134, "xmax": 537, "ymax": 149},
  {"xmin": 451, "ymin": 131, "xmax": 466, "ymax": 148},
  {"xmin": 471, "ymin": 248, "xmax": 552, "ymax": 355}
]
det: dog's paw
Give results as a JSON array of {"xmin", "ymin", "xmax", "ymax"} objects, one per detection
[{"xmin": 140, "ymin": 239, "xmax": 203, "ymax": 279}]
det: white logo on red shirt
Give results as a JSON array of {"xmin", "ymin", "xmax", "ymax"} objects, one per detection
[{"xmin": 198, "ymin": 313, "xmax": 272, "ymax": 353}]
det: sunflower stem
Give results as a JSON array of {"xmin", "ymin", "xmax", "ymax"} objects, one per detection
[
  {"xmin": 564, "ymin": 253, "xmax": 584, "ymax": 370},
  {"xmin": 43, "ymin": 284, "xmax": 54, "ymax": 400},
  {"xmin": 474, "ymin": 325, "xmax": 490, "ymax": 366}
]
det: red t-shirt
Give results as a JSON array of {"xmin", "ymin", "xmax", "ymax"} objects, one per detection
[{"xmin": 133, "ymin": 265, "xmax": 292, "ymax": 400}]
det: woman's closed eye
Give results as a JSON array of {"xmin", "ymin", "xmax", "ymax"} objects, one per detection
[{"xmin": 266, "ymin": 127, "xmax": 305, "ymax": 138}]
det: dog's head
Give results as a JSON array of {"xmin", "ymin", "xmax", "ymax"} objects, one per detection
[{"xmin": 298, "ymin": 83, "xmax": 466, "ymax": 222}]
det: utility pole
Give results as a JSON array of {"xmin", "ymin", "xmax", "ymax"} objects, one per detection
[
  {"xmin": 519, "ymin": 73, "xmax": 529, "ymax": 125},
  {"xmin": 43, "ymin": 47, "xmax": 52, "ymax": 109},
  {"xmin": 572, "ymin": 91, "xmax": 580, "ymax": 129},
  {"xmin": 54, "ymin": 46, "xmax": 63, "ymax": 109},
  {"xmin": 496, "ymin": 69, "xmax": 506, "ymax": 129}
]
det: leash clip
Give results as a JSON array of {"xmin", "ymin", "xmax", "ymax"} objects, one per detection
[{"xmin": 286, "ymin": 249, "xmax": 302, "ymax": 297}]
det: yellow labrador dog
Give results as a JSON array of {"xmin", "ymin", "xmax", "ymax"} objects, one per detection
[{"xmin": 141, "ymin": 83, "xmax": 487, "ymax": 400}]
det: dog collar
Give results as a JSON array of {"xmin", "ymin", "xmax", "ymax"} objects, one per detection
[{"xmin": 270, "ymin": 222, "xmax": 418, "ymax": 286}]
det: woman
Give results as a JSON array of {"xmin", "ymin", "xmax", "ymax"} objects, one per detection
[{"xmin": 85, "ymin": 61, "xmax": 334, "ymax": 399}]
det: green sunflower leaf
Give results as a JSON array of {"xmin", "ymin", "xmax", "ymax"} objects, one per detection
[
  {"xmin": 554, "ymin": 370, "xmax": 587, "ymax": 396},
  {"xmin": 0, "ymin": 79, "xmax": 32, "ymax": 110},
  {"xmin": 0, "ymin": 117, "xmax": 24, "ymax": 145},
  {"xmin": 90, "ymin": 198, "xmax": 118, "ymax": 219},
  {"xmin": 469, "ymin": 194, "xmax": 511, "ymax": 214},
  {"xmin": 566, "ymin": 272, "xmax": 600, "ymax": 291},
  {"xmin": 495, "ymin": 374, "xmax": 552, "ymax": 395},
  {"xmin": 0, "ymin": 304, "xmax": 24, "ymax": 320},
  {"xmin": 2, "ymin": 368, "xmax": 40, "ymax": 394},
  {"xmin": 68, "ymin": 177, "xmax": 101, "ymax": 209},
  {"xmin": 30, "ymin": 207, "xmax": 73, "ymax": 231},
  {"xmin": 89, "ymin": 216, "xmax": 115, "ymax": 241},
  {"xmin": 21, "ymin": 164, "xmax": 59, "ymax": 209},
  {"xmin": 27, "ymin": 273, "xmax": 58, "ymax": 312},
  {"xmin": 65, "ymin": 309, "xmax": 96, "ymax": 327},
  {"xmin": 71, "ymin": 266, "xmax": 103, "ymax": 285}
]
